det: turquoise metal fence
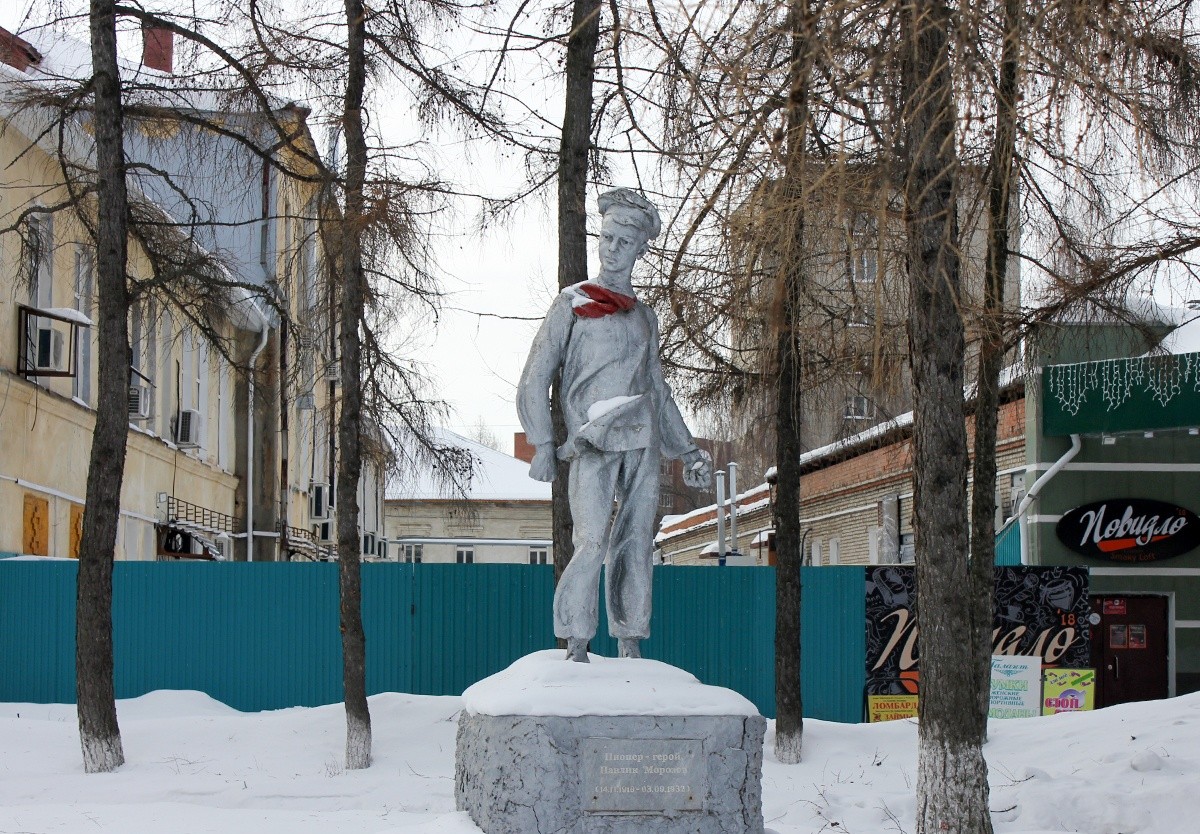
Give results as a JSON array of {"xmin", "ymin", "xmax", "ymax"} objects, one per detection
[
  {"xmin": 801, "ymin": 566, "xmax": 866, "ymax": 723},
  {"xmin": 0, "ymin": 560, "xmax": 866, "ymax": 721},
  {"xmin": 995, "ymin": 523, "xmax": 1022, "ymax": 566}
]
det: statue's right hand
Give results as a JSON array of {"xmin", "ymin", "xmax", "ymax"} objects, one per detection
[{"xmin": 529, "ymin": 444, "xmax": 557, "ymax": 482}]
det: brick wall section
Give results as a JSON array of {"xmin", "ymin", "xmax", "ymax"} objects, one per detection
[
  {"xmin": 512, "ymin": 432, "xmax": 536, "ymax": 464},
  {"xmin": 660, "ymin": 396, "xmax": 1026, "ymax": 566},
  {"xmin": 142, "ymin": 25, "xmax": 174, "ymax": 73},
  {"xmin": 0, "ymin": 26, "xmax": 41, "ymax": 72}
]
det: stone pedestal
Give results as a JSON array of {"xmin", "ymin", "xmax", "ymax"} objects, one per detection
[{"xmin": 454, "ymin": 652, "xmax": 766, "ymax": 834}]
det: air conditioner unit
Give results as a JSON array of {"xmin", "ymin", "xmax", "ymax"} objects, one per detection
[
  {"xmin": 213, "ymin": 536, "xmax": 232, "ymax": 561},
  {"xmin": 313, "ymin": 521, "xmax": 333, "ymax": 544},
  {"xmin": 325, "ymin": 361, "xmax": 340, "ymax": 383},
  {"xmin": 128, "ymin": 385, "xmax": 152, "ymax": 420},
  {"xmin": 175, "ymin": 409, "xmax": 202, "ymax": 447},
  {"xmin": 375, "ymin": 539, "xmax": 389, "ymax": 560},
  {"xmin": 34, "ymin": 326, "xmax": 66, "ymax": 372},
  {"xmin": 362, "ymin": 532, "xmax": 376, "ymax": 557},
  {"xmin": 309, "ymin": 482, "xmax": 331, "ymax": 521}
]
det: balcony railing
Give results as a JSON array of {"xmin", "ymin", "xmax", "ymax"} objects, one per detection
[
  {"xmin": 161, "ymin": 494, "xmax": 239, "ymax": 536},
  {"xmin": 282, "ymin": 524, "xmax": 335, "ymax": 562}
]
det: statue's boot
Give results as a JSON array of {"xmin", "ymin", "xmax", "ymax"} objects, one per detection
[
  {"xmin": 617, "ymin": 638, "xmax": 641, "ymax": 659},
  {"xmin": 565, "ymin": 637, "xmax": 589, "ymax": 663}
]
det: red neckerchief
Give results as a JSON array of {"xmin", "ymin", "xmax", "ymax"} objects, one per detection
[{"xmin": 572, "ymin": 282, "xmax": 637, "ymax": 318}]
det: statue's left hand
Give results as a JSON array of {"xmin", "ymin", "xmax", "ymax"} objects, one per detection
[{"xmin": 681, "ymin": 447, "xmax": 713, "ymax": 489}]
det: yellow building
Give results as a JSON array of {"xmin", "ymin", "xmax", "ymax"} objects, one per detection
[{"xmin": 0, "ymin": 25, "xmax": 385, "ymax": 562}]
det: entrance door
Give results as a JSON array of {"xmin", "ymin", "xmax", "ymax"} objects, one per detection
[{"xmin": 1089, "ymin": 595, "xmax": 1170, "ymax": 708}]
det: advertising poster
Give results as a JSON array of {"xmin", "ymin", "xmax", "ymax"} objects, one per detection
[
  {"xmin": 1042, "ymin": 668, "xmax": 1096, "ymax": 715},
  {"xmin": 989, "ymin": 655, "xmax": 1043, "ymax": 719},
  {"xmin": 865, "ymin": 566, "xmax": 1090, "ymax": 698},
  {"xmin": 865, "ymin": 566, "xmax": 920, "ymax": 696},
  {"xmin": 867, "ymin": 695, "xmax": 918, "ymax": 723}
]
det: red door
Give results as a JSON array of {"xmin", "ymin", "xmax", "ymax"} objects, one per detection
[{"xmin": 1089, "ymin": 595, "xmax": 1170, "ymax": 708}]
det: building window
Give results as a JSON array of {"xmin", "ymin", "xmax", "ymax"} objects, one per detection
[
  {"xmin": 659, "ymin": 491, "xmax": 674, "ymax": 510},
  {"xmin": 72, "ymin": 246, "xmax": 94, "ymax": 404},
  {"xmin": 456, "ymin": 546, "xmax": 474, "ymax": 564},
  {"xmin": 847, "ymin": 302, "xmax": 870, "ymax": 328},
  {"xmin": 402, "ymin": 543, "xmax": 423, "ymax": 564},
  {"xmin": 528, "ymin": 547, "xmax": 549, "ymax": 565},
  {"xmin": 28, "ymin": 213, "xmax": 52, "ymax": 309},
  {"xmin": 844, "ymin": 394, "xmax": 874, "ymax": 421},
  {"xmin": 850, "ymin": 248, "xmax": 877, "ymax": 285},
  {"xmin": 849, "ymin": 213, "xmax": 878, "ymax": 285}
]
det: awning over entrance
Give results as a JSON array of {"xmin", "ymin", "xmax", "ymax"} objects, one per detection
[{"xmin": 1042, "ymin": 351, "xmax": 1200, "ymax": 436}]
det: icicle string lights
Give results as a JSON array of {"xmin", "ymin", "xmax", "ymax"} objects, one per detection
[{"xmin": 1047, "ymin": 352, "xmax": 1200, "ymax": 415}]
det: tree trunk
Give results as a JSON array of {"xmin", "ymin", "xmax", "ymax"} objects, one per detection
[
  {"xmin": 969, "ymin": 0, "xmax": 1021, "ymax": 729},
  {"xmin": 338, "ymin": 0, "xmax": 371, "ymax": 770},
  {"xmin": 900, "ymin": 1, "xmax": 993, "ymax": 831},
  {"xmin": 552, "ymin": 0, "xmax": 601, "ymax": 596},
  {"xmin": 773, "ymin": 0, "xmax": 814, "ymax": 765},
  {"xmin": 77, "ymin": 0, "xmax": 128, "ymax": 774}
]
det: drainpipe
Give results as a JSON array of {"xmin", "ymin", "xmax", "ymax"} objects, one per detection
[
  {"xmin": 245, "ymin": 323, "xmax": 269, "ymax": 561},
  {"xmin": 715, "ymin": 469, "xmax": 726, "ymax": 566},
  {"xmin": 727, "ymin": 461, "xmax": 739, "ymax": 556},
  {"xmin": 1013, "ymin": 433, "xmax": 1081, "ymax": 565},
  {"xmin": 279, "ymin": 318, "xmax": 289, "ymax": 561}
]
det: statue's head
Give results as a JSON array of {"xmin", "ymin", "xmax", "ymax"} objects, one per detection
[
  {"xmin": 597, "ymin": 188, "xmax": 661, "ymax": 240},
  {"xmin": 596, "ymin": 188, "xmax": 661, "ymax": 281}
]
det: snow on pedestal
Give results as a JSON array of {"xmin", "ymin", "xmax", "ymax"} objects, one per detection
[{"xmin": 455, "ymin": 651, "xmax": 765, "ymax": 834}]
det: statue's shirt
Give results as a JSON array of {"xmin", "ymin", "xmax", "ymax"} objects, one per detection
[{"xmin": 518, "ymin": 282, "xmax": 695, "ymax": 461}]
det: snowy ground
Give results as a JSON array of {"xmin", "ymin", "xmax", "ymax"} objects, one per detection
[{"xmin": 3, "ymin": 685, "xmax": 1199, "ymax": 834}]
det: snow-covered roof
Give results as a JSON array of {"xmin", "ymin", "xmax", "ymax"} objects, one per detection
[
  {"xmin": 386, "ymin": 427, "xmax": 551, "ymax": 503},
  {"xmin": 1155, "ymin": 312, "xmax": 1200, "ymax": 355},
  {"xmin": 660, "ymin": 363, "xmax": 1027, "ymax": 541},
  {"xmin": 656, "ymin": 485, "xmax": 772, "ymax": 542},
  {"xmin": 9, "ymin": 26, "xmax": 303, "ymax": 115}
]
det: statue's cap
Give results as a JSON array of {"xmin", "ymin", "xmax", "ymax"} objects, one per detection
[{"xmin": 597, "ymin": 188, "xmax": 661, "ymax": 239}]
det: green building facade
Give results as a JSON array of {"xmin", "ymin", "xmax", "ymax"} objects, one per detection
[{"xmin": 1025, "ymin": 313, "xmax": 1200, "ymax": 698}]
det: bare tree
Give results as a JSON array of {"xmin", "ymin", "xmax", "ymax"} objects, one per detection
[
  {"xmin": 898, "ymin": 0, "xmax": 994, "ymax": 829},
  {"xmin": 75, "ymin": 0, "xmax": 129, "ymax": 774},
  {"xmin": 551, "ymin": 0, "xmax": 603, "ymax": 591},
  {"xmin": 467, "ymin": 417, "xmax": 503, "ymax": 451},
  {"xmin": 768, "ymin": 0, "xmax": 818, "ymax": 767}
]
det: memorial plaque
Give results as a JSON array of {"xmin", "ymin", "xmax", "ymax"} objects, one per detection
[{"xmin": 580, "ymin": 737, "xmax": 705, "ymax": 813}]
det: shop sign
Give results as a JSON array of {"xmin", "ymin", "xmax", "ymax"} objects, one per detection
[
  {"xmin": 867, "ymin": 695, "xmax": 919, "ymax": 723},
  {"xmin": 1042, "ymin": 668, "xmax": 1095, "ymax": 715},
  {"xmin": 1056, "ymin": 499, "xmax": 1200, "ymax": 561},
  {"xmin": 989, "ymin": 655, "xmax": 1042, "ymax": 719}
]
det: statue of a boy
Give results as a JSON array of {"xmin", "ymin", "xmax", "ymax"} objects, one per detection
[{"xmin": 517, "ymin": 188, "xmax": 712, "ymax": 662}]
